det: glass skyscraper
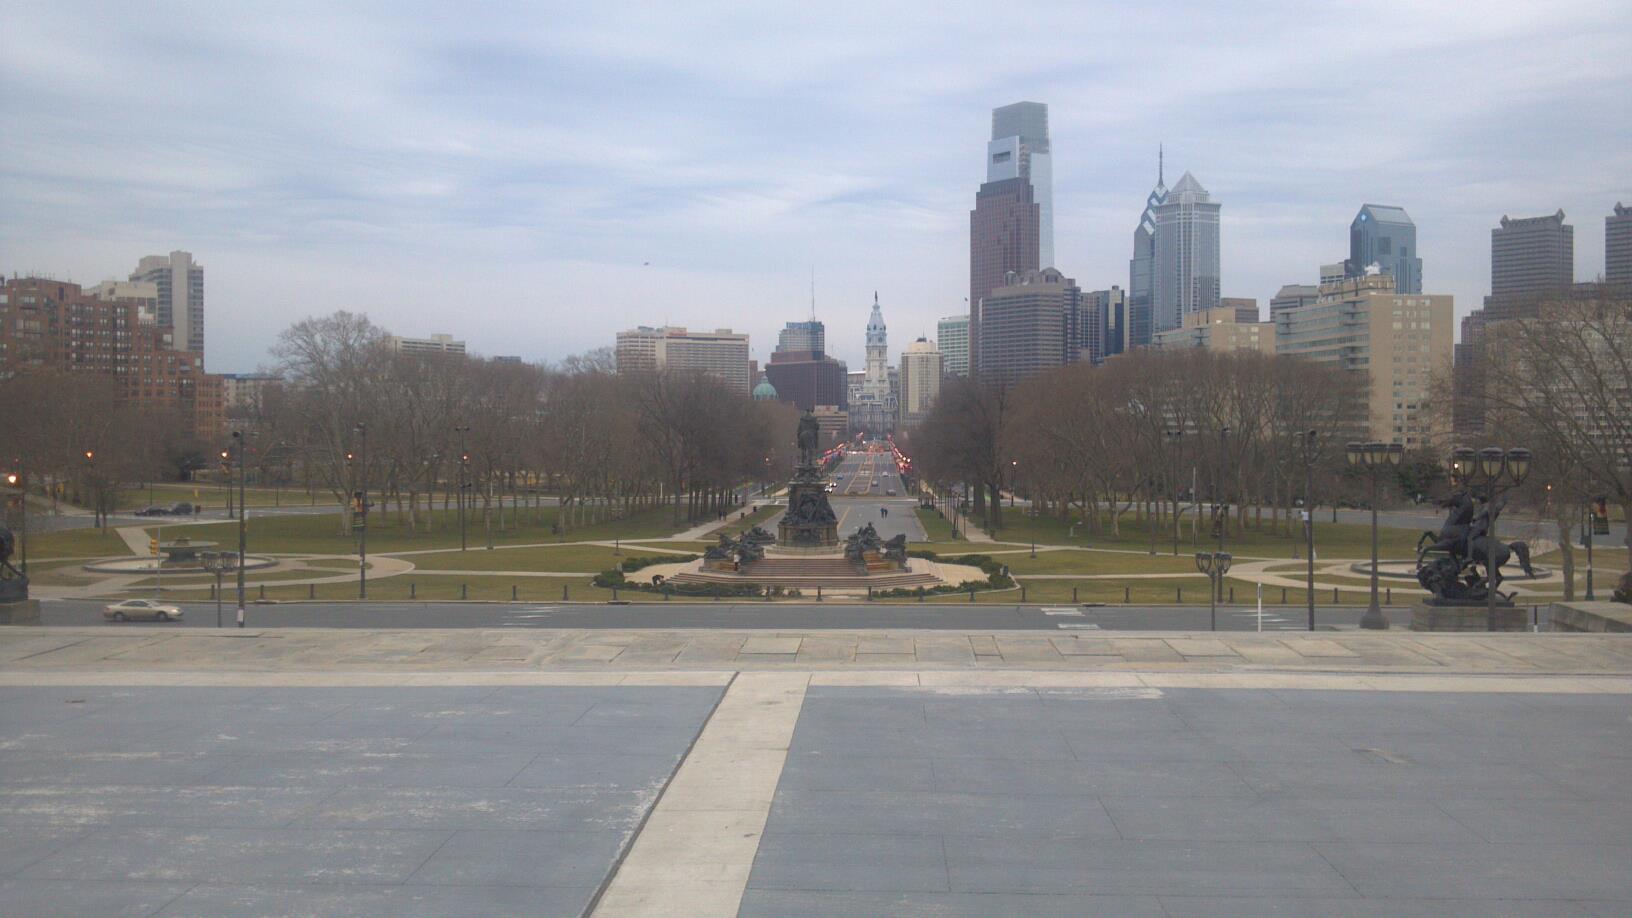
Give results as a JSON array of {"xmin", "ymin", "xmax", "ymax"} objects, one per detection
[
  {"xmin": 1128, "ymin": 153, "xmax": 1168, "ymax": 348},
  {"xmin": 987, "ymin": 102, "xmax": 1053, "ymax": 269},
  {"xmin": 1348, "ymin": 204, "xmax": 1422, "ymax": 294},
  {"xmin": 1151, "ymin": 171, "xmax": 1221, "ymax": 333}
]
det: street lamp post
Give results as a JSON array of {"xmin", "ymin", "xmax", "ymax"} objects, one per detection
[
  {"xmin": 1347, "ymin": 440, "xmax": 1403, "ymax": 629},
  {"xmin": 5, "ymin": 469, "xmax": 26, "ymax": 576},
  {"xmin": 1215, "ymin": 427, "xmax": 1230, "ymax": 603},
  {"xmin": 355, "ymin": 423, "xmax": 369, "ymax": 599},
  {"xmin": 1449, "ymin": 446, "xmax": 1530, "ymax": 631},
  {"xmin": 1297, "ymin": 430, "xmax": 1317, "ymax": 631},
  {"xmin": 1194, "ymin": 550, "xmax": 1233, "ymax": 631},
  {"xmin": 455, "ymin": 426, "xmax": 470, "ymax": 552},
  {"xmin": 1584, "ymin": 499, "xmax": 1596, "ymax": 601},
  {"xmin": 232, "ymin": 431, "xmax": 247, "ymax": 627}
]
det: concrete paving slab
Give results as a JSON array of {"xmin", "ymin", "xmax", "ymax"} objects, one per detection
[
  {"xmin": 0, "ymin": 878, "xmax": 191, "ymax": 918},
  {"xmin": 748, "ymin": 832, "xmax": 949, "ymax": 893},
  {"xmin": 740, "ymin": 889, "xmax": 1167, "ymax": 917},
  {"xmin": 1313, "ymin": 841, "xmax": 1632, "ymax": 901},
  {"xmin": 153, "ymin": 882, "xmax": 587, "ymax": 917}
]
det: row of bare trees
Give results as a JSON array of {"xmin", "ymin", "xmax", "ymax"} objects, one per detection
[
  {"xmin": 256, "ymin": 312, "xmax": 799, "ymax": 536},
  {"xmin": 911, "ymin": 349, "xmax": 1378, "ymax": 538}
]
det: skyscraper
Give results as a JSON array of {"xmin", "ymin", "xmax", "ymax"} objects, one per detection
[
  {"xmin": 1607, "ymin": 203, "xmax": 1631, "ymax": 285},
  {"xmin": 614, "ymin": 326, "xmax": 752, "ymax": 393},
  {"xmin": 1491, "ymin": 210, "xmax": 1573, "ymax": 299},
  {"xmin": 936, "ymin": 315, "xmax": 969, "ymax": 377},
  {"xmin": 898, "ymin": 338, "xmax": 943, "ymax": 430},
  {"xmin": 1128, "ymin": 152, "xmax": 1168, "ymax": 348},
  {"xmin": 130, "ymin": 250, "xmax": 204, "ymax": 360},
  {"xmin": 975, "ymin": 268, "xmax": 1083, "ymax": 389},
  {"xmin": 777, "ymin": 320, "xmax": 825, "ymax": 354},
  {"xmin": 1347, "ymin": 204, "xmax": 1422, "ymax": 294},
  {"xmin": 1089, "ymin": 287, "xmax": 1126, "ymax": 360},
  {"xmin": 1152, "ymin": 172, "xmax": 1221, "ymax": 333},
  {"xmin": 987, "ymin": 102, "xmax": 1053, "ymax": 268},
  {"xmin": 970, "ymin": 177, "xmax": 1040, "ymax": 374}
]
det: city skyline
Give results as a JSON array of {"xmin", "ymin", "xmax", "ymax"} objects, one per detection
[{"xmin": 2, "ymin": 2, "xmax": 1628, "ymax": 374}]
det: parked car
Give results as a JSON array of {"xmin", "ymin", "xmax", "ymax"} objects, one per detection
[
  {"xmin": 885, "ymin": 488, "xmax": 896, "ymax": 496},
  {"xmin": 133, "ymin": 506, "xmax": 170, "ymax": 517},
  {"xmin": 104, "ymin": 599, "xmax": 184, "ymax": 622},
  {"xmin": 168, "ymin": 502, "xmax": 195, "ymax": 515}
]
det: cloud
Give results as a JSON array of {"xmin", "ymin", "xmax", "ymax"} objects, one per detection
[{"xmin": 1, "ymin": 0, "xmax": 1628, "ymax": 373}]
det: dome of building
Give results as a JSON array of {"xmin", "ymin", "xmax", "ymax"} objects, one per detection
[{"xmin": 752, "ymin": 379, "xmax": 778, "ymax": 401}]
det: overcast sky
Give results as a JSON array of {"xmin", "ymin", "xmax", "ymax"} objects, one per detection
[{"xmin": 3, "ymin": 1, "xmax": 1629, "ymax": 373}]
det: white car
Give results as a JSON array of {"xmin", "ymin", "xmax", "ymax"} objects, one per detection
[{"xmin": 104, "ymin": 599, "xmax": 184, "ymax": 622}]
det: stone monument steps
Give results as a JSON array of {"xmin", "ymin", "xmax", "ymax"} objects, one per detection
[{"xmin": 743, "ymin": 559, "xmax": 864, "ymax": 576}]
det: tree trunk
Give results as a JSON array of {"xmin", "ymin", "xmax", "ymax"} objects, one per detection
[{"xmin": 1555, "ymin": 518, "xmax": 1575, "ymax": 602}]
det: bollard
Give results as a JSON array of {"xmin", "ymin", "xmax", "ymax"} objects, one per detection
[
  {"xmin": 309, "ymin": 583, "xmax": 315, "ymax": 600},
  {"xmin": 1333, "ymin": 587, "xmax": 1339, "ymax": 604},
  {"xmin": 512, "ymin": 584, "xmax": 517, "ymax": 601},
  {"xmin": 817, "ymin": 586, "xmax": 823, "ymax": 603},
  {"xmin": 917, "ymin": 587, "xmax": 924, "ymax": 603},
  {"xmin": 1532, "ymin": 604, "xmax": 1539, "ymax": 631},
  {"xmin": 563, "ymin": 585, "xmax": 569, "ymax": 601},
  {"xmin": 1281, "ymin": 587, "xmax": 1287, "ymax": 604},
  {"xmin": 1021, "ymin": 585, "xmax": 1027, "ymax": 603},
  {"xmin": 462, "ymin": 583, "xmax": 468, "ymax": 599},
  {"xmin": 1073, "ymin": 587, "xmax": 1078, "ymax": 603},
  {"xmin": 664, "ymin": 585, "xmax": 670, "ymax": 601},
  {"xmin": 613, "ymin": 587, "xmax": 619, "ymax": 601},
  {"xmin": 1124, "ymin": 586, "xmax": 1130, "ymax": 603},
  {"xmin": 867, "ymin": 586, "xmax": 873, "ymax": 601},
  {"xmin": 713, "ymin": 592, "xmax": 719, "ymax": 602},
  {"xmin": 259, "ymin": 584, "xmax": 265, "ymax": 600},
  {"xmin": 210, "ymin": 583, "xmax": 216, "ymax": 600},
  {"xmin": 411, "ymin": 582, "xmax": 416, "ymax": 600},
  {"xmin": 1228, "ymin": 586, "xmax": 1234, "ymax": 603},
  {"xmin": 1177, "ymin": 587, "xmax": 1183, "ymax": 603},
  {"xmin": 1386, "ymin": 586, "xmax": 1392, "ymax": 605},
  {"xmin": 968, "ymin": 586, "xmax": 975, "ymax": 603}
]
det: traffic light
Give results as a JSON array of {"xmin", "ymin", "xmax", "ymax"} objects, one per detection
[
  {"xmin": 149, "ymin": 538, "xmax": 160, "ymax": 556},
  {"xmin": 352, "ymin": 490, "xmax": 367, "ymax": 516}
]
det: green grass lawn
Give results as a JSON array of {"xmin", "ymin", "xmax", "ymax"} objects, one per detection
[
  {"xmin": 996, "ymin": 548, "xmax": 1201, "ymax": 575},
  {"xmin": 22, "ymin": 526, "xmax": 136, "ymax": 560},
  {"xmin": 128, "ymin": 505, "xmax": 688, "ymax": 556},
  {"xmin": 110, "ymin": 482, "xmax": 331, "ymax": 512},
  {"xmin": 392, "ymin": 544, "xmax": 650, "ymax": 573},
  {"xmin": 690, "ymin": 504, "xmax": 785, "ymax": 540},
  {"xmin": 973, "ymin": 508, "xmax": 1428, "ymax": 559},
  {"xmin": 914, "ymin": 506, "xmax": 958, "ymax": 543}
]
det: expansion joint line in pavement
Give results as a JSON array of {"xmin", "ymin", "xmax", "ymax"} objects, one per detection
[{"xmin": 591, "ymin": 671, "xmax": 811, "ymax": 917}]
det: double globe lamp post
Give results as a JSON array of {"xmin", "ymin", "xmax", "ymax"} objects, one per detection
[{"xmin": 1346, "ymin": 441, "xmax": 1403, "ymax": 630}]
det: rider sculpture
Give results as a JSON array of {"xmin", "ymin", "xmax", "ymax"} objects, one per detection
[{"xmin": 1415, "ymin": 488, "xmax": 1533, "ymax": 603}]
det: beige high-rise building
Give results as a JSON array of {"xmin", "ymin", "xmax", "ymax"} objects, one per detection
[
  {"xmin": 614, "ymin": 326, "xmax": 751, "ymax": 393},
  {"xmin": 898, "ymin": 338, "xmax": 943, "ymax": 430},
  {"xmin": 1275, "ymin": 274, "xmax": 1452, "ymax": 447},
  {"xmin": 389, "ymin": 333, "xmax": 466, "ymax": 356},
  {"xmin": 1153, "ymin": 306, "xmax": 1273, "ymax": 354},
  {"xmin": 130, "ymin": 251, "xmax": 204, "ymax": 359}
]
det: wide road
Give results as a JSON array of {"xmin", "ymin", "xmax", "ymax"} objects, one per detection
[
  {"xmin": 36, "ymin": 598, "xmax": 1500, "ymax": 631},
  {"xmin": 825, "ymin": 448, "xmax": 924, "ymax": 542}
]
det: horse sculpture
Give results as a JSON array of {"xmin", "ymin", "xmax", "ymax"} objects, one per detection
[{"xmin": 1414, "ymin": 490, "xmax": 1533, "ymax": 602}]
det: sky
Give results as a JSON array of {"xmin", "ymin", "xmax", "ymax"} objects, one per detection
[{"xmin": 3, "ymin": 0, "xmax": 1630, "ymax": 374}]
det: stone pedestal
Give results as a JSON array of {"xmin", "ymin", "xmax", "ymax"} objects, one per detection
[
  {"xmin": 1409, "ymin": 599, "xmax": 1527, "ymax": 632},
  {"xmin": 0, "ymin": 598, "xmax": 41, "ymax": 625},
  {"xmin": 778, "ymin": 466, "xmax": 838, "ymax": 548}
]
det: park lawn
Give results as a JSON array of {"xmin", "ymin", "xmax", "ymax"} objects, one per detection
[
  {"xmin": 132, "ymin": 505, "xmax": 686, "ymax": 556},
  {"xmin": 23, "ymin": 526, "xmax": 136, "ymax": 560},
  {"xmin": 392, "ymin": 544, "xmax": 653, "ymax": 573},
  {"xmin": 693, "ymin": 504, "xmax": 785, "ymax": 540},
  {"xmin": 110, "ymin": 482, "xmax": 324, "ymax": 512},
  {"xmin": 975, "ymin": 509, "xmax": 1427, "ymax": 559},
  {"xmin": 625, "ymin": 540, "xmax": 715, "ymax": 553},
  {"xmin": 996, "ymin": 548, "xmax": 1201, "ymax": 576},
  {"xmin": 914, "ymin": 506, "xmax": 958, "ymax": 542},
  {"xmin": 1005, "ymin": 577, "xmax": 1413, "ymax": 608}
]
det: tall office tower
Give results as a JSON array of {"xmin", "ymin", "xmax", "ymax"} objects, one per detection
[
  {"xmin": 130, "ymin": 251, "xmax": 205, "ymax": 359},
  {"xmin": 1492, "ymin": 210, "xmax": 1573, "ymax": 299},
  {"xmin": 898, "ymin": 338, "xmax": 943, "ymax": 430},
  {"xmin": 975, "ymin": 268, "xmax": 1084, "ymax": 389},
  {"xmin": 936, "ymin": 315, "xmax": 970, "ymax": 377},
  {"xmin": 613, "ymin": 326, "xmax": 752, "ymax": 393},
  {"xmin": 1151, "ymin": 172, "xmax": 1221, "ymax": 333},
  {"xmin": 988, "ymin": 102, "xmax": 1053, "ymax": 268},
  {"xmin": 1607, "ymin": 203, "xmax": 1631, "ymax": 285},
  {"xmin": 970, "ymin": 177, "xmax": 1041, "ymax": 373},
  {"xmin": 1128, "ymin": 152, "xmax": 1169, "ymax": 348},
  {"xmin": 1089, "ymin": 287, "xmax": 1127, "ymax": 360},
  {"xmin": 777, "ymin": 320, "xmax": 825, "ymax": 354},
  {"xmin": 1347, "ymin": 204, "xmax": 1422, "ymax": 293},
  {"xmin": 1269, "ymin": 283, "xmax": 1319, "ymax": 318}
]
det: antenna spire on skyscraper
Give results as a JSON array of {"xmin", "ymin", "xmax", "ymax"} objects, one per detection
[
  {"xmin": 810, "ymin": 268, "xmax": 816, "ymax": 321},
  {"xmin": 1159, "ymin": 144, "xmax": 1164, "ymax": 186}
]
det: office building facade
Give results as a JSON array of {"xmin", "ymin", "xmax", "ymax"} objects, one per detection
[
  {"xmin": 1275, "ymin": 274, "xmax": 1451, "ymax": 446},
  {"xmin": 1347, "ymin": 204, "xmax": 1422, "ymax": 294},
  {"xmin": 1607, "ymin": 203, "xmax": 1631, "ymax": 285},
  {"xmin": 1269, "ymin": 283, "xmax": 1319, "ymax": 318},
  {"xmin": 1128, "ymin": 155, "xmax": 1169, "ymax": 349},
  {"xmin": 130, "ymin": 251, "xmax": 205, "ymax": 360},
  {"xmin": 1089, "ymin": 287, "xmax": 1126, "ymax": 361},
  {"xmin": 1151, "ymin": 172, "xmax": 1221, "ymax": 333},
  {"xmin": 614, "ymin": 326, "xmax": 752, "ymax": 393},
  {"xmin": 936, "ymin": 314, "xmax": 969, "ymax": 377},
  {"xmin": 1154, "ymin": 306, "xmax": 1273, "ymax": 354},
  {"xmin": 777, "ymin": 320, "xmax": 825, "ymax": 354},
  {"xmin": 970, "ymin": 177, "xmax": 1041, "ymax": 373},
  {"xmin": 898, "ymin": 338, "xmax": 943, "ymax": 430},
  {"xmin": 389, "ymin": 333, "xmax": 466, "ymax": 357},
  {"xmin": 987, "ymin": 102, "xmax": 1053, "ymax": 269},
  {"xmin": 1491, "ymin": 210, "xmax": 1574, "ymax": 300},
  {"xmin": 975, "ymin": 268, "xmax": 1083, "ymax": 388}
]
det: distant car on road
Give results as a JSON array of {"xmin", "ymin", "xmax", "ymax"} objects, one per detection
[
  {"xmin": 133, "ymin": 506, "xmax": 170, "ymax": 517},
  {"xmin": 886, "ymin": 488, "xmax": 896, "ymax": 496},
  {"xmin": 169, "ymin": 502, "xmax": 195, "ymax": 515},
  {"xmin": 103, "ymin": 599, "xmax": 184, "ymax": 622}
]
